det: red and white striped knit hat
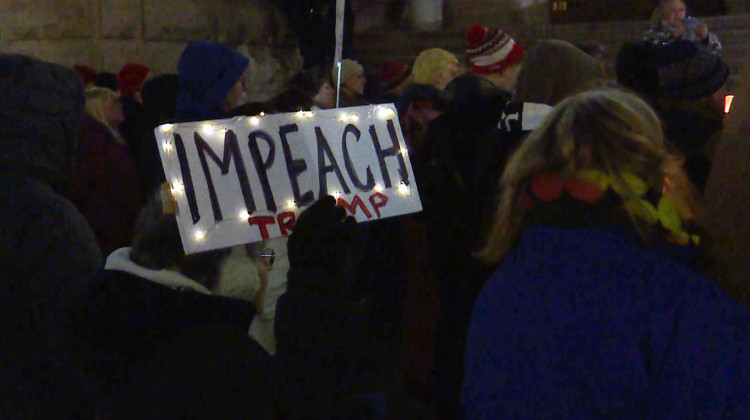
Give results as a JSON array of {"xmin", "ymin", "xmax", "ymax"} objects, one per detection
[{"xmin": 465, "ymin": 24, "xmax": 524, "ymax": 75}]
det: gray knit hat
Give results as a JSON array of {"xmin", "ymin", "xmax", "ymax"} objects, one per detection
[{"xmin": 332, "ymin": 59, "xmax": 364, "ymax": 87}]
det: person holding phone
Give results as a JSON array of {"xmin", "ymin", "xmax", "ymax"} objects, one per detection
[{"xmin": 642, "ymin": 0, "xmax": 722, "ymax": 55}]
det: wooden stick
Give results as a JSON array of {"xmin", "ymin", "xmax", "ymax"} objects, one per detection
[{"xmin": 161, "ymin": 183, "xmax": 178, "ymax": 215}]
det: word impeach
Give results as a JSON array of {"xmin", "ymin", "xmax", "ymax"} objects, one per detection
[{"xmin": 156, "ymin": 104, "xmax": 422, "ymax": 254}]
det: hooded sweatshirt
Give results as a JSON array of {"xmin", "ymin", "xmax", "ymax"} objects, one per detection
[
  {"xmin": 0, "ymin": 53, "xmax": 102, "ymax": 419},
  {"xmin": 473, "ymin": 40, "xmax": 602, "ymax": 236},
  {"xmin": 514, "ymin": 39, "xmax": 603, "ymax": 109},
  {"xmin": 176, "ymin": 41, "xmax": 250, "ymax": 122}
]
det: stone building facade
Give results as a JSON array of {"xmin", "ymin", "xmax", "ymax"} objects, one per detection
[
  {"xmin": 354, "ymin": 0, "xmax": 750, "ymax": 81},
  {"xmin": 0, "ymin": 0, "xmax": 303, "ymax": 100},
  {"xmin": 2, "ymin": 0, "xmax": 750, "ymax": 97}
]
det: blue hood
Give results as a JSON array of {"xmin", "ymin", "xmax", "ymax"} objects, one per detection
[{"xmin": 176, "ymin": 41, "xmax": 249, "ymax": 122}]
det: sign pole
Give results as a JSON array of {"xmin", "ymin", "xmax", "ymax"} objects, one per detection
[{"xmin": 335, "ymin": 0, "xmax": 345, "ymax": 108}]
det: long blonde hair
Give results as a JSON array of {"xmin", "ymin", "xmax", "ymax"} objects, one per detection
[
  {"xmin": 478, "ymin": 88, "xmax": 698, "ymax": 263},
  {"xmin": 85, "ymin": 87, "xmax": 124, "ymax": 144}
]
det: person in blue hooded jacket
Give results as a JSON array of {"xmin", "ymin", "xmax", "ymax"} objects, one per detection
[
  {"xmin": 463, "ymin": 88, "xmax": 750, "ymax": 419},
  {"xmin": 176, "ymin": 40, "xmax": 249, "ymax": 122}
]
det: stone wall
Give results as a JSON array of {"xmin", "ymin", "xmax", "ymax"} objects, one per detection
[
  {"xmin": 0, "ymin": 0, "xmax": 303, "ymax": 100},
  {"xmin": 360, "ymin": 0, "xmax": 750, "ymax": 31},
  {"xmin": 351, "ymin": 0, "xmax": 540, "ymax": 32},
  {"xmin": 356, "ymin": 13, "xmax": 750, "ymax": 83}
]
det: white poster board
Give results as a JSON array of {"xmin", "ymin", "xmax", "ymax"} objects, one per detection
[{"xmin": 155, "ymin": 104, "xmax": 422, "ymax": 254}]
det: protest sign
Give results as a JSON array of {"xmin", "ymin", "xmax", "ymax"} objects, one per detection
[{"xmin": 155, "ymin": 104, "xmax": 422, "ymax": 254}]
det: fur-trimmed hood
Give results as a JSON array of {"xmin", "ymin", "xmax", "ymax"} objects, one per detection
[{"xmin": 106, "ymin": 247, "xmax": 212, "ymax": 294}]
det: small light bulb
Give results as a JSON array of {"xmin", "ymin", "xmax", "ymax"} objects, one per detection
[
  {"xmin": 201, "ymin": 123, "xmax": 214, "ymax": 135},
  {"xmin": 374, "ymin": 184, "xmax": 384, "ymax": 193},
  {"xmin": 400, "ymin": 147, "xmax": 408, "ymax": 156},
  {"xmin": 332, "ymin": 191, "xmax": 342, "ymax": 199},
  {"xmin": 296, "ymin": 110, "xmax": 313, "ymax": 119},
  {"xmin": 160, "ymin": 124, "xmax": 173, "ymax": 133},
  {"xmin": 398, "ymin": 182, "xmax": 409, "ymax": 196},
  {"xmin": 238, "ymin": 210, "xmax": 250, "ymax": 220},
  {"xmin": 194, "ymin": 230, "xmax": 206, "ymax": 241},
  {"xmin": 219, "ymin": 128, "xmax": 228, "ymax": 135},
  {"xmin": 377, "ymin": 107, "xmax": 395, "ymax": 119},
  {"xmin": 287, "ymin": 200, "xmax": 296, "ymax": 209},
  {"xmin": 349, "ymin": 114, "xmax": 359, "ymax": 123},
  {"xmin": 163, "ymin": 141, "xmax": 173, "ymax": 153},
  {"xmin": 339, "ymin": 112, "xmax": 347, "ymax": 122},
  {"xmin": 250, "ymin": 116, "xmax": 260, "ymax": 126},
  {"xmin": 259, "ymin": 112, "xmax": 266, "ymax": 117},
  {"xmin": 171, "ymin": 180, "xmax": 184, "ymax": 195}
]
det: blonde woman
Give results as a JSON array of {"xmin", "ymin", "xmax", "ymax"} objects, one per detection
[
  {"xmin": 85, "ymin": 87, "xmax": 125, "ymax": 142},
  {"xmin": 642, "ymin": 0, "xmax": 721, "ymax": 55},
  {"xmin": 463, "ymin": 89, "xmax": 750, "ymax": 418},
  {"xmin": 412, "ymin": 48, "xmax": 463, "ymax": 90},
  {"xmin": 73, "ymin": 87, "xmax": 142, "ymax": 256}
]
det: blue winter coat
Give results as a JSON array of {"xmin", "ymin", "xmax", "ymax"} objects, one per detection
[{"xmin": 463, "ymin": 225, "xmax": 750, "ymax": 419}]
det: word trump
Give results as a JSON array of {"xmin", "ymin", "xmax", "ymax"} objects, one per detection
[{"xmin": 157, "ymin": 105, "xmax": 422, "ymax": 254}]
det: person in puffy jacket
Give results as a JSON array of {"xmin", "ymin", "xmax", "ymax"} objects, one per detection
[{"xmin": 0, "ymin": 53, "xmax": 102, "ymax": 419}]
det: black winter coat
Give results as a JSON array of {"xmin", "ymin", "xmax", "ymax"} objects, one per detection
[
  {"xmin": 418, "ymin": 74, "xmax": 511, "ymax": 273},
  {"xmin": 274, "ymin": 266, "xmax": 382, "ymax": 419},
  {"xmin": 72, "ymin": 268, "xmax": 272, "ymax": 419},
  {"xmin": 0, "ymin": 54, "xmax": 102, "ymax": 420}
]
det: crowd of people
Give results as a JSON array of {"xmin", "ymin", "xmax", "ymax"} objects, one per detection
[{"xmin": 3, "ymin": 0, "xmax": 750, "ymax": 418}]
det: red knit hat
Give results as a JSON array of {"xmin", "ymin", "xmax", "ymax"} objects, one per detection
[
  {"xmin": 117, "ymin": 63, "xmax": 150, "ymax": 97},
  {"xmin": 465, "ymin": 24, "xmax": 523, "ymax": 75},
  {"xmin": 74, "ymin": 64, "xmax": 97, "ymax": 85},
  {"xmin": 378, "ymin": 60, "xmax": 412, "ymax": 91}
]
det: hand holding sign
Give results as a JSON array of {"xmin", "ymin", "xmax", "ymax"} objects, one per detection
[{"xmin": 287, "ymin": 195, "xmax": 356, "ymax": 273}]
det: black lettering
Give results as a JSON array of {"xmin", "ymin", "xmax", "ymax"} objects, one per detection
[
  {"xmin": 315, "ymin": 127, "xmax": 351, "ymax": 197},
  {"xmin": 342, "ymin": 124, "xmax": 375, "ymax": 191},
  {"xmin": 369, "ymin": 120, "xmax": 409, "ymax": 188},
  {"xmin": 174, "ymin": 133, "xmax": 200, "ymax": 224},
  {"xmin": 248, "ymin": 130, "xmax": 277, "ymax": 212},
  {"xmin": 195, "ymin": 130, "xmax": 257, "ymax": 222},
  {"xmin": 279, "ymin": 124, "xmax": 315, "ymax": 206}
]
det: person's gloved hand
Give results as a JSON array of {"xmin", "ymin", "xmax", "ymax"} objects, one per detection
[{"xmin": 288, "ymin": 195, "xmax": 356, "ymax": 272}]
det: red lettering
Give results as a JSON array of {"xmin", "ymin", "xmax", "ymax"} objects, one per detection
[
  {"xmin": 369, "ymin": 192, "xmax": 389, "ymax": 218},
  {"xmin": 337, "ymin": 195, "xmax": 373, "ymax": 219},
  {"xmin": 248, "ymin": 216, "xmax": 275, "ymax": 240},
  {"xmin": 277, "ymin": 211, "xmax": 296, "ymax": 236}
]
